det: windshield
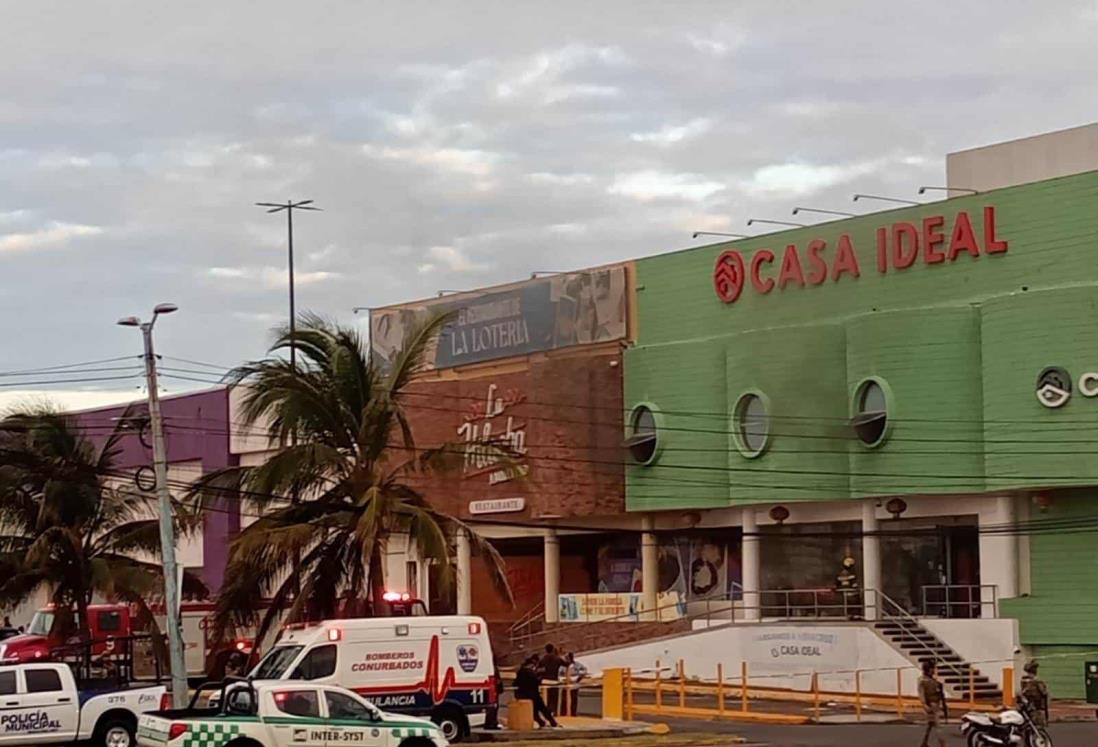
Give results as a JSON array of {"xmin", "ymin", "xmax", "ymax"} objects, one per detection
[
  {"xmin": 251, "ymin": 645, "xmax": 304, "ymax": 680},
  {"xmin": 26, "ymin": 611, "xmax": 54, "ymax": 636}
]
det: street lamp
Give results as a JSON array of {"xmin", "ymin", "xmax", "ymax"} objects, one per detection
[
  {"xmin": 117, "ymin": 303, "xmax": 187, "ymax": 708},
  {"xmin": 692, "ymin": 231, "xmax": 748, "ymax": 239},
  {"xmin": 746, "ymin": 218, "xmax": 806, "ymax": 228},
  {"xmin": 918, "ymin": 186, "xmax": 979, "ymax": 196},
  {"xmin": 852, "ymin": 194, "xmax": 921, "ymax": 206},
  {"xmin": 255, "ymin": 200, "xmax": 322, "ymax": 370},
  {"xmin": 791, "ymin": 207, "xmax": 856, "ymax": 218}
]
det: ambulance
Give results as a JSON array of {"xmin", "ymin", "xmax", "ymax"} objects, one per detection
[{"xmin": 246, "ymin": 614, "xmax": 495, "ymax": 742}]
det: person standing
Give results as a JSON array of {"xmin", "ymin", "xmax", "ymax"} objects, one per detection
[
  {"xmin": 1020, "ymin": 659, "xmax": 1050, "ymax": 728},
  {"xmin": 483, "ymin": 660, "xmax": 505, "ymax": 730},
  {"xmin": 538, "ymin": 644, "xmax": 564, "ymax": 715},
  {"xmin": 563, "ymin": 652, "xmax": 588, "ymax": 717},
  {"xmin": 918, "ymin": 660, "xmax": 947, "ymax": 747},
  {"xmin": 515, "ymin": 656, "xmax": 559, "ymax": 729}
]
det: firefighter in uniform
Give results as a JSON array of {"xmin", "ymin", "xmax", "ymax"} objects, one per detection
[
  {"xmin": 918, "ymin": 660, "xmax": 947, "ymax": 747},
  {"xmin": 1020, "ymin": 659, "xmax": 1050, "ymax": 728}
]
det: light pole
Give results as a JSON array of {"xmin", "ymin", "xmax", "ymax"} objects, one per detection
[
  {"xmin": 117, "ymin": 303, "xmax": 187, "ymax": 707},
  {"xmin": 255, "ymin": 200, "xmax": 321, "ymax": 370}
]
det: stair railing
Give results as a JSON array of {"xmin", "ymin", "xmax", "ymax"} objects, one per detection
[
  {"xmin": 508, "ymin": 600, "xmax": 546, "ymax": 644},
  {"xmin": 870, "ymin": 588, "xmax": 968, "ymax": 684}
]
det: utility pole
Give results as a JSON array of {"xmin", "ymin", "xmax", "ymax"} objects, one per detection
[
  {"xmin": 255, "ymin": 199, "xmax": 322, "ymax": 371},
  {"xmin": 117, "ymin": 303, "xmax": 187, "ymax": 707}
]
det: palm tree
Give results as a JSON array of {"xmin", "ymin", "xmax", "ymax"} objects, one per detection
[
  {"xmin": 0, "ymin": 406, "xmax": 206, "ymax": 641},
  {"xmin": 192, "ymin": 313, "xmax": 513, "ymax": 646}
]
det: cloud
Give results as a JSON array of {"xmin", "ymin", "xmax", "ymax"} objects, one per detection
[
  {"xmin": 361, "ymin": 144, "xmax": 500, "ymax": 177},
  {"xmin": 631, "ymin": 118, "xmax": 713, "ymax": 146},
  {"xmin": 527, "ymin": 172, "xmax": 596, "ymax": 186},
  {"xmin": 609, "ymin": 171, "xmax": 726, "ymax": 202},
  {"xmin": 206, "ymin": 266, "xmax": 340, "ymax": 289},
  {"xmin": 495, "ymin": 44, "xmax": 628, "ymax": 100},
  {"xmin": 741, "ymin": 156, "xmax": 919, "ymax": 196},
  {"xmin": 0, "ymin": 222, "xmax": 103, "ymax": 253},
  {"xmin": 416, "ymin": 245, "xmax": 488, "ymax": 274}
]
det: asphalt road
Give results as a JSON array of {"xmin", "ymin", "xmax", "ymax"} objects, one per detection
[
  {"xmin": 651, "ymin": 715, "xmax": 1098, "ymax": 747},
  {"xmin": 570, "ymin": 691, "xmax": 1098, "ymax": 746}
]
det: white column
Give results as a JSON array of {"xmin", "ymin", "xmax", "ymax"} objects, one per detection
[
  {"xmin": 640, "ymin": 515, "xmax": 660, "ymax": 620},
  {"xmin": 979, "ymin": 494, "xmax": 1018, "ymax": 614},
  {"xmin": 862, "ymin": 499, "xmax": 881, "ymax": 621},
  {"xmin": 455, "ymin": 529, "xmax": 472, "ymax": 616},
  {"xmin": 741, "ymin": 507, "xmax": 760, "ymax": 622},
  {"xmin": 544, "ymin": 529, "xmax": 560, "ymax": 623}
]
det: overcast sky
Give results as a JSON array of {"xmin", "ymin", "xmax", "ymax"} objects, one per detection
[{"xmin": 2, "ymin": 1, "xmax": 1097, "ymax": 410}]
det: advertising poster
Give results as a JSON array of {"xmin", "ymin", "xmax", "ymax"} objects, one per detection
[{"xmin": 370, "ymin": 267, "xmax": 627, "ymax": 371}]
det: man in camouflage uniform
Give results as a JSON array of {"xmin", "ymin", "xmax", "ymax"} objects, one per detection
[
  {"xmin": 1021, "ymin": 659, "xmax": 1050, "ymax": 728},
  {"xmin": 918, "ymin": 660, "xmax": 947, "ymax": 747}
]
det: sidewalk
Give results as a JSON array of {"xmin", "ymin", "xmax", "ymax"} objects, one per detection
[
  {"xmin": 474, "ymin": 716, "xmax": 659, "ymax": 742},
  {"xmin": 472, "ymin": 721, "xmax": 753, "ymax": 746},
  {"xmin": 1051, "ymin": 700, "xmax": 1098, "ymax": 723}
]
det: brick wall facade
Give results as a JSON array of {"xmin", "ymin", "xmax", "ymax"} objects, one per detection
[{"xmin": 401, "ymin": 345, "xmax": 625, "ymax": 522}]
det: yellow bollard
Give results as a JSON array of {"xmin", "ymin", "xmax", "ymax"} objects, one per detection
[
  {"xmin": 855, "ymin": 669, "xmax": 862, "ymax": 721},
  {"xmin": 896, "ymin": 668, "xmax": 904, "ymax": 718},
  {"xmin": 678, "ymin": 659, "xmax": 686, "ymax": 709},
  {"xmin": 741, "ymin": 661, "xmax": 749, "ymax": 713},
  {"xmin": 812, "ymin": 672, "xmax": 820, "ymax": 721},
  {"xmin": 1002, "ymin": 667, "xmax": 1015, "ymax": 708},
  {"xmin": 508, "ymin": 699, "xmax": 535, "ymax": 731},
  {"xmin": 717, "ymin": 663, "xmax": 725, "ymax": 715},
  {"xmin": 625, "ymin": 668, "xmax": 634, "ymax": 720},
  {"xmin": 601, "ymin": 668, "xmax": 624, "ymax": 720}
]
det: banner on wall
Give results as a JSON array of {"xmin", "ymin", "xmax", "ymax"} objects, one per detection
[
  {"xmin": 747, "ymin": 628, "xmax": 857, "ymax": 669},
  {"xmin": 597, "ymin": 536, "xmax": 738, "ymax": 600},
  {"xmin": 369, "ymin": 266, "xmax": 627, "ymax": 371},
  {"xmin": 557, "ymin": 592, "xmax": 683, "ymax": 623}
]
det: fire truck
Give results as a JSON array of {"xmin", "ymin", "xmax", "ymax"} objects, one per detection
[{"xmin": 0, "ymin": 602, "xmax": 255, "ymax": 678}]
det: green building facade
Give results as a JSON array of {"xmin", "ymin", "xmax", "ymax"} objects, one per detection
[{"xmin": 624, "ymin": 170, "xmax": 1098, "ymax": 696}]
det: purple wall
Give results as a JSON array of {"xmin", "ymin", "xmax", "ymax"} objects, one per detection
[{"xmin": 74, "ymin": 387, "xmax": 239, "ymax": 593}]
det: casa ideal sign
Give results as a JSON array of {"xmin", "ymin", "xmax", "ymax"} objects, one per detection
[
  {"xmin": 1036, "ymin": 366, "xmax": 1098, "ymax": 409},
  {"xmin": 713, "ymin": 206, "xmax": 1008, "ymax": 304},
  {"xmin": 457, "ymin": 383, "xmax": 530, "ymax": 485}
]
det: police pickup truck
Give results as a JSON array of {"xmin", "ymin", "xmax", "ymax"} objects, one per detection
[
  {"xmin": 0, "ymin": 662, "xmax": 168, "ymax": 746},
  {"xmin": 137, "ymin": 678, "xmax": 446, "ymax": 747}
]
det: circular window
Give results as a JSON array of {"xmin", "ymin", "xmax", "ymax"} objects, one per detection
[
  {"xmin": 852, "ymin": 379, "xmax": 889, "ymax": 446},
  {"xmin": 733, "ymin": 392, "xmax": 769, "ymax": 457},
  {"xmin": 625, "ymin": 405, "xmax": 659, "ymax": 465}
]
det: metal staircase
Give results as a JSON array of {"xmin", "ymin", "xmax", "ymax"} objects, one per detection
[{"xmin": 871, "ymin": 591, "xmax": 1001, "ymax": 701}]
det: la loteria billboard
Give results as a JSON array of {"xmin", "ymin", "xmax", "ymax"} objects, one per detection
[{"xmin": 370, "ymin": 265, "xmax": 627, "ymax": 371}]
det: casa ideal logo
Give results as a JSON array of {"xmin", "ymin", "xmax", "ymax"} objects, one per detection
[
  {"xmin": 713, "ymin": 206, "xmax": 1008, "ymax": 305},
  {"xmin": 1036, "ymin": 367, "xmax": 1098, "ymax": 409}
]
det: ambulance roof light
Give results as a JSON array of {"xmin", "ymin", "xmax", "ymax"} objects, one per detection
[
  {"xmin": 328, "ymin": 628, "xmax": 342, "ymax": 642},
  {"xmin": 382, "ymin": 591, "xmax": 401, "ymax": 602}
]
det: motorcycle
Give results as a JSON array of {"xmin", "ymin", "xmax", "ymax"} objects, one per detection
[{"xmin": 960, "ymin": 696, "xmax": 1052, "ymax": 747}]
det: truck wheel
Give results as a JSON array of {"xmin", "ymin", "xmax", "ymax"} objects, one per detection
[
  {"xmin": 431, "ymin": 705, "xmax": 468, "ymax": 742},
  {"xmin": 96, "ymin": 718, "xmax": 135, "ymax": 747}
]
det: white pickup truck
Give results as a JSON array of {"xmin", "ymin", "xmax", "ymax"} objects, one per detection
[
  {"xmin": 0, "ymin": 662, "xmax": 167, "ymax": 747},
  {"xmin": 137, "ymin": 679, "xmax": 446, "ymax": 747}
]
